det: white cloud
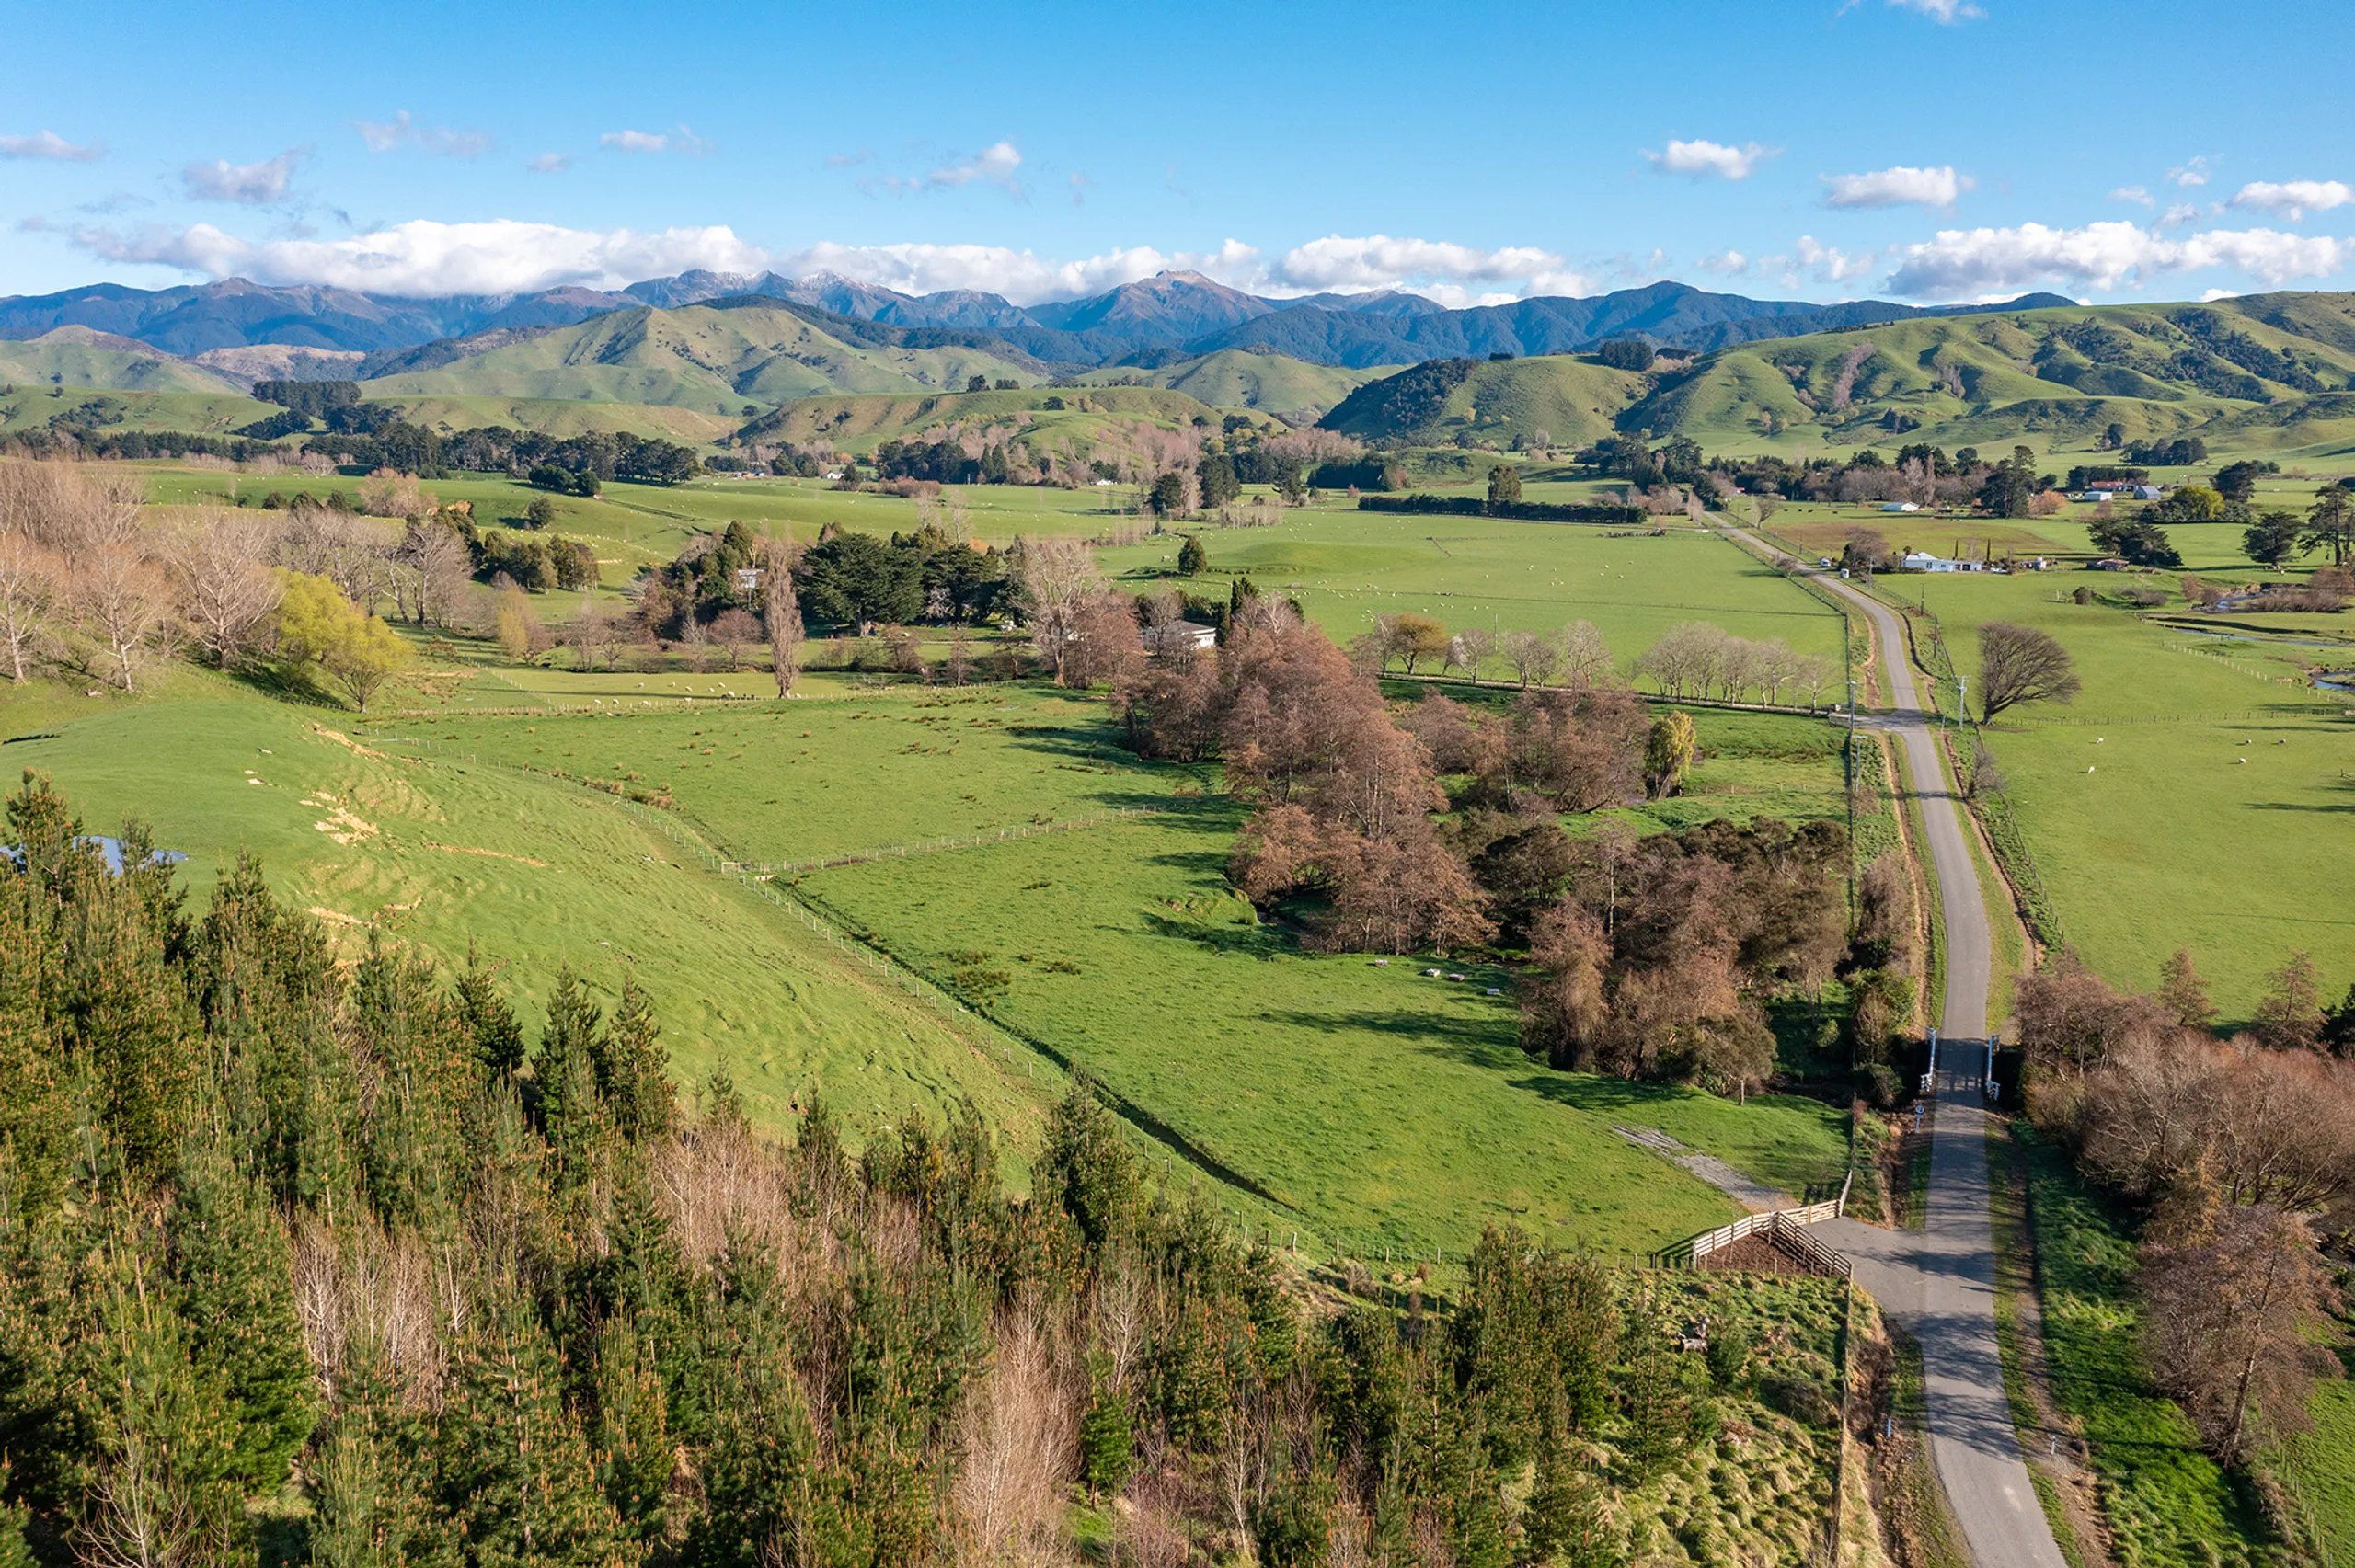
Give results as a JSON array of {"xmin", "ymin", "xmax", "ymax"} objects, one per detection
[
  {"xmin": 181, "ymin": 148, "xmax": 304, "ymax": 204},
  {"xmin": 2167, "ymin": 156, "xmax": 2212, "ymax": 189},
  {"xmin": 601, "ymin": 126, "xmax": 706, "ymax": 155},
  {"xmin": 1882, "ymin": 0, "xmax": 1984, "ymax": 20},
  {"xmin": 2110, "ymin": 185, "xmax": 2153, "ymax": 206},
  {"xmin": 1266, "ymin": 234, "xmax": 1589, "ymax": 296},
  {"xmin": 62, "ymin": 218, "xmax": 1608, "ymax": 306},
  {"xmin": 1882, "ymin": 219, "xmax": 2347, "ymax": 298},
  {"xmin": 886, "ymin": 140, "xmax": 1025, "ymax": 196},
  {"xmin": 2228, "ymin": 179, "xmax": 2354, "ymax": 222},
  {"xmin": 1796, "ymin": 235, "xmax": 1877, "ymax": 282},
  {"xmin": 2157, "ymin": 203, "xmax": 2204, "ymax": 229},
  {"xmin": 1642, "ymin": 138, "xmax": 1777, "ymax": 181},
  {"xmin": 1697, "ymin": 249, "xmax": 1750, "ymax": 276},
  {"xmin": 2200, "ymin": 288, "xmax": 2241, "ymax": 302},
  {"xmin": 526, "ymin": 153, "xmax": 570, "ymax": 174},
  {"xmin": 0, "ymin": 130, "xmax": 102, "ymax": 163},
  {"xmin": 1821, "ymin": 165, "xmax": 1970, "ymax": 210},
  {"xmin": 355, "ymin": 110, "xmax": 488, "ymax": 158},
  {"xmin": 71, "ymin": 218, "xmax": 773, "ymax": 297}
]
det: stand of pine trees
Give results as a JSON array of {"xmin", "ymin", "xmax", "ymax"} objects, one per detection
[{"xmin": 1, "ymin": 774, "xmax": 1780, "ymax": 1566}]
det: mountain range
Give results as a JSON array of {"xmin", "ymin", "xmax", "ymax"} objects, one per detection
[{"xmin": 0, "ymin": 269, "xmax": 2075, "ymax": 374}]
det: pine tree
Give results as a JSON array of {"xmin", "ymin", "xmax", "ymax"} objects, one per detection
[
  {"xmin": 433, "ymin": 1289, "xmax": 625, "ymax": 1566},
  {"xmin": 594, "ymin": 978, "xmax": 674, "ymax": 1145},
  {"xmin": 454, "ymin": 940, "xmax": 525, "ymax": 1081},
  {"xmin": 536, "ymin": 968, "xmax": 607, "ymax": 1185},
  {"xmin": 590, "ymin": 1316, "xmax": 673, "ymax": 1547},
  {"xmin": 164, "ymin": 1138, "xmax": 316, "ymax": 1493},
  {"xmin": 308, "ymin": 1339, "xmax": 435, "ymax": 1568},
  {"xmin": 1079, "ymin": 1356, "xmax": 1133, "ymax": 1499},
  {"xmin": 689, "ymin": 1245, "xmax": 841, "ymax": 1568}
]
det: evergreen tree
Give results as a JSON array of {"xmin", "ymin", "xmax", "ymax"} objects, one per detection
[
  {"xmin": 308, "ymin": 1339, "xmax": 435, "ymax": 1568},
  {"xmin": 1036, "ymin": 1073, "xmax": 1139, "ymax": 1253},
  {"xmin": 536, "ymin": 968, "xmax": 607, "ymax": 1183},
  {"xmin": 594, "ymin": 978, "xmax": 675, "ymax": 1145},
  {"xmin": 433, "ymin": 1289, "xmax": 625, "ymax": 1566},
  {"xmin": 1079, "ymin": 1356, "xmax": 1133, "ymax": 1499},
  {"xmin": 164, "ymin": 1138, "xmax": 316, "ymax": 1493},
  {"xmin": 454, "ymin": 940, "xmax": 525, "ymax": 1081}
]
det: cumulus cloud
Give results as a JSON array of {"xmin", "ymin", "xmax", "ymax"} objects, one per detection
[
  {"xmin": 1796, "ymin": 235, "xmax": 1877, "ymax": 283},
  {"xmin": 62, "ymin": 217, "xmax": 1611, "ymax": 306},
  {"xmin": 182, "ymin": 148, "xmax": 304, "ymax": 205},
  {"xmin": 825, "ymin": 148, "xmax": 873, "ymax": 168},
  {"xmin": 355, "ymin": 111, "xmax": 488, "ymax": 158},
  {"xmin": 2111, "ymin": 185, "xmax": 2153, "ymax": 206},
  {"xmin": 1822, "ymin": 165, "xmax": 1970, "ymax": 210},
  {"xmin": 2167, "ymin": 156, "xmax": 2212, "ymax": 189},
  {"xmin": 1266, "ymin": 234, "xmax": 1589, "ymax": 296},
  {"xmin": 1696, "ymin": 249, "xmax": 1750, "ymax": 276},
  {"xmin": 1643, "ymin": 138, "xmax": 1777, "ymax": 180},
  {"xmin": 2228, "ymin": 179, "xmax": 2354, "ymax": 221},
  {"xmin": 1, "ymin": 130, "xmax": 102, "ymax": 163},
  {"xmin": 71, "ymin": 217, "xmax": 773, "ymax": 297},
  {"xmin": 526, "ymin": 153, "xmax": 570, "ymax": 174},
  {"xmin": 1882, "ymin": 220, "xmax": 2346, "ymax": 298}
]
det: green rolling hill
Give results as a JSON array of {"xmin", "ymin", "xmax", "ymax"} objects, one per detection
[
  {"xmin": 0, "ymin": 328, "xmax": 247, "ymax": 396},
  {"xmin": 1326, "ymin": 292, "xmax": 2355, "ymax": 458},
  {"xmin": 737, "ymin": 384, "xmax": 1218, "ymax": 454},
  {"xmin": 1074, "ymin": 349, "xmax": 1396, "ymax": 416},
  {"xmin": 1319, "ymin": 353, "xmax": 1649, "ymax": 446},
  {"xmin": 363, "ymin": 303, "xmax": 1052, "ymax": 416}
]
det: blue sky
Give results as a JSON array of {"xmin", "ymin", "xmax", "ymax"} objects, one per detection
[{"xmin": 4, "ymin": 0, "xmax": 2351, "ymax": 307}]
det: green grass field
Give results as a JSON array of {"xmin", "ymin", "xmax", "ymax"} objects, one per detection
[
  {"xmin": 2281, "ymin": 1348, "xmax": 2355, "ymax": 1564},
  {"xmin": 2005, "ymin": 1124, "xmax": 2276, "ymax": 1568},
  {"xmin": 1102, "ymin": 513, "xmax": 1851, "ymax": 677},
  {"xmin": 1, "ymin": 679, "xmax": 1063, "ymax": 1182},
  {"xmin": 353, "ymin": 679, "xmax": 1855, "ymax": 1254}
]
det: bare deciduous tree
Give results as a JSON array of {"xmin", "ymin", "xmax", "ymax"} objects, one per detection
[
  {"xmin": 1561, "ymin": 619, "xmax": 1614, "ymax": 688},
  {"xmin": 1016, "ymin": 534, "xmax": 1103, "ymax": 684},
  {"xmin": 2142, "ymin": 1199, "xmax": 2341, "ymax": 1463},
  {"xmin": 707, "ymin": 608, "xmax": 761, "ymax": 672},
  {"xmin": 164, "ymin": 508, "xmax": 282, "ymax": 670},
  {"xmin": 757, "ymin": 535, "xmax": 801, "ymax": 696},
  {"xmin": 1976, "ymin": 621, "xmax": 2080, "ymax": 722},
  {"xmin": 0, "ymin": 528, "xmax": 63, "ymax": 683}
]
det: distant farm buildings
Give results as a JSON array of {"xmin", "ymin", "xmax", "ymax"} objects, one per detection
[{"xmin": 1143, "ymin": 620, "xmax": 1218, "ymax": 655}]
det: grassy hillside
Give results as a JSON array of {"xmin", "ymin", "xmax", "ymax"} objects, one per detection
[
  {"xmin": 1328, "ymin": 292, "xmax": 2355, "ymax": 460},
  {"xmin": 1076, "ymin": 349, "xmax": 1395, "ymax": 415},
  {"xmin": 380, "ymin": 683, "xmax": 1852, "ymax": 1255},
  {"xmin": 365, "ymin": 303, "xmax": 1049, "ymax": 416},
  {"xmin": 739, "ymin": 384, "xmax": 1217, "ymax": 454},
  {"xmin": 0, "ymin": 334, "xmax": 245, "ymax": 395},
  {"xmin": 0, "ymin": 384, "xmax": 280, "ymax": 435},
  {"xmin": 6, "ymin": 680, "xmax": 1063, "ymax": 1179},
  {"xmin": 368, "ymin": 393, "xmax": 741, "ymax": 442},
  {"xmin": 1321, "ymin": 354, "xmax": 1648, "ymax": 445}
]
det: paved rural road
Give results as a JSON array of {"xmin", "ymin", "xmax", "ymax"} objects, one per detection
[{"xmin": 1724, "ymin": 531, "xmax": 2067, "ymax": 1568}]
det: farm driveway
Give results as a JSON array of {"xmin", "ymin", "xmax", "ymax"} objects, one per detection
[{"xmin": 1726, "ymin": 530, "xmax": 2064, "ymax": 1568}]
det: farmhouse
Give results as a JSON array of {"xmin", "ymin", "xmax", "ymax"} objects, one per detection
[
  {"xmin": 1901, "ymin": 550, "xmax": 1988, "ymax": 573},
  {"xmin": 1143, "ymin": 620, "xmax": 1218, "ymax": 655}
]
